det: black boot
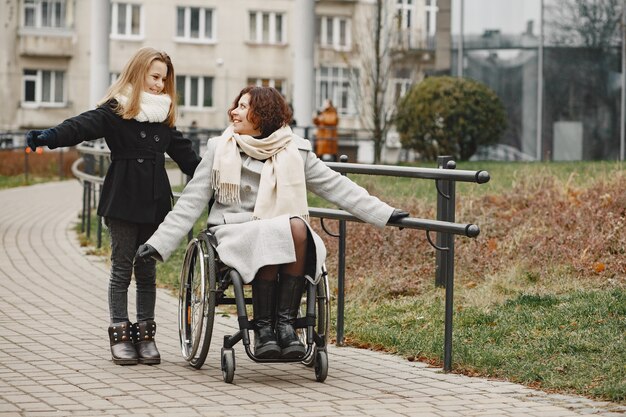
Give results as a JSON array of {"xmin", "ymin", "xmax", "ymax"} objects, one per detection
[
  {"xmin": 276, "ymin": 274, "xmax": 307, "ymax": 359},
  {"xmin": 108, "ymin": 321, "xmax": 138, "ymax": 365},
  {"xmin": 132, "ymin": 320, "xmax": 161, "ymax": 365},
  {"xmin": 252, "ymin": 279, "xmax": 281, "ymax": 359}
]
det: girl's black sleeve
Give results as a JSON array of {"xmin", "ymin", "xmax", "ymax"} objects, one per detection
[
  {"xmin": 166, "ymin": 128, "xmax": 202, "ymax": 177},
  {"xmin": 46, "ymin": 106, "xmax": 114, "ymax": 149}
]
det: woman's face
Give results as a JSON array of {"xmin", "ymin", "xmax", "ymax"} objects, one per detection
[
  {"xmin": 231, "ymin": 93, "xmax": 261, "ymax": 136},
  {"xmin": 143, "ymin": 60, "xmax": 167, "ymax": 95}
]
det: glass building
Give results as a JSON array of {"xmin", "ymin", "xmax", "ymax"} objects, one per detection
[{"xmin": 447, "ymin": 0, "xmax": 625, "ymax": 161}]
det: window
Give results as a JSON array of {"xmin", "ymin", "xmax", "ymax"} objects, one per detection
[
  {"xmin": 176, "ymin": 6, "xmax": 215, "ymax": 42},
  {"xmin": 316, "ymin": 66, "xmax": 358, "ymax": 115},
  {"xmin": 317, "ymin": 16, "xmax": 351, "ymax": 50},
  {"xmin": 395, "ymin": 0, "xmax": 413, "ymax": 47},
  {"xmin": 23, "ymin": 0, "xmax": 66, "ymax": 28},
  {"xmin": 425, "ymin": 0, "xmax": 438, "ymax": 48},
  {"xmin": 23, "ymin": 69, "xmax": 65, "ymax": 106},
  {"xmin": 248, "ymin": 11, "xmax": 285, "ymax": 45},
  {"xmin": 111, "ymin": 2, "xmax": 142, "ymax": 38},
  {"xmin": 392, "ymin": 78, "xmax": 412, "ymax": 103},
  {"xmin": 247, "ymin": 78, "xmax": 285, "ymax": 96},
  {"xmin": 176, "ymin": 75, "xmax": 213, "ymax": 108}
]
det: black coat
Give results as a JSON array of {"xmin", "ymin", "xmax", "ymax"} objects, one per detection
[{"xmin": 48, "ymin": 101, "xmax": 201, "ymax": 224}]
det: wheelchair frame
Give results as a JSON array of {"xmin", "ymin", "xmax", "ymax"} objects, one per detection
[{"xmin": 178, "ymin": 230, "xmax": 330, "ymax": 383}]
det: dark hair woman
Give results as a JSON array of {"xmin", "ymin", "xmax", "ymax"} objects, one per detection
[{"xmin": 137, "ymin": 86, "xmax": 408, "ymax": 360}]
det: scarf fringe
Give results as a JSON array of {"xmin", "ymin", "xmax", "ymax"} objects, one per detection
[{"xmin": 212, "ymin": 168, "xmax": 241, "ymax": 204}]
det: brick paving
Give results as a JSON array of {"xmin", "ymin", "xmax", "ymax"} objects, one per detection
[{"xmin": 1, "ymin": 180, "xmax": 624, "ymax": 417}]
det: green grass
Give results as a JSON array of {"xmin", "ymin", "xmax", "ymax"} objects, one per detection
[
  {"xmin": 344, "ymin": 288, "xmax": 625, "ymax": 402},
  {"xmin": 0, "ymin": 174, "xmax": 62, "ymax": 189}
]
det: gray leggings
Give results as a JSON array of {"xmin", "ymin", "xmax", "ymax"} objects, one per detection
[{"xmin": 105, "ymin": 217, "xmax": 159, "ymax": 323}]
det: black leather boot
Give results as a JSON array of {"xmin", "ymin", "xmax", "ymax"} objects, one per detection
[
  {"xmin": 252, "ymin": 279, "xmax": 281, "ymax": 359},
  {"xmin": 276, "ymin": 274, "xmax": 307, "ymax": 359},
  {"xmin": 132, "ymin": 320, "xmax": 161, "ymax": 365},
  {"xmin": 108, "ymin": 321, "xmax": 138, "ymax": 365}
]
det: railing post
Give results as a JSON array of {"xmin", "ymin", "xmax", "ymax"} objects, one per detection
[
  {"xmin": 442, "ymin": 157, "xmax": 457, "ymax": 373},
  {"xmin": 336, "ymin": 154, "xmax": 348, "ymax": 346},
  {"xmin": 435, "ymin": 156, "xmax": 454, "ymax": 287},
  {"xmin": 86, "ymin": 182, "xmax": 92, "ymax": 238}
]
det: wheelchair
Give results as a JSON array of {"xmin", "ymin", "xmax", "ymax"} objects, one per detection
[{"xmin": 177, "ymin": 229, "xmax": 330, "ymax": 383}]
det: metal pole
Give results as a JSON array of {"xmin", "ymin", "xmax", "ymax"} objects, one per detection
[
  {"xmin": 336, "ymin": 155, "xmax": 349, "ymax": 346},
  {"xmin": 457, "ymin": 0, "xmax": 464, "ymax": 77},
  {"xmin": 536, "ymin": 0, "xmax": 544, "ymax": 161},
  {"xmin": 293, "ymin": 0, "xmax": 315, "ymax": 133},
  {"xmin": 90, "ymin": 0, "xmax": 110, "ymax": 107},
  {"xmin": 435, "ymin": 156, "xmax": 453, "ymax": 287},
  {"xmin": 621, "ymin": 0, "xmax": 625, "ymax": 161},
  {"xmin": 443, "ymin": 178, "xmax": 456, "ymax": 373}
]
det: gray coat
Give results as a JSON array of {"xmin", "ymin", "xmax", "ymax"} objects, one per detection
[{"xmin": 146, "ymin": 132, "xmax": 395, "ymax": 283}]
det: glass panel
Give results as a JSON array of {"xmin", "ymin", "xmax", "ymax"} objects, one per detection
[
  {"xmin": 274, "ymin": 79, "xmax": 283, "ymax": 94},
  {"xmin": 55, "ymin": 1, "xmax": 64, "ymax": 28},
  {"xmin": 262, "ymin": 13, "xmax": 269, "ymax": 42},
  {"xmin": 131, "ymin": 5, "xmax": 140, "ymax": 35},
  {"xmin": 275, "ymin": 14, "xmax": 282, "ymax": 43},
  {"xmin": 326, "ymin": 17, "xmax": 333, "ymax": 44},
  {"xmin": 54, "ymin": 71, "xmax": 63, "ymax": 102},
  {"xmin": 25, "ymin": 80, "xmax": 36, "ymax": 102},
  {"xmin": 315, "ymin": 17, "xmax": 321, "ymax": 44},
  {"xmin": 190, "ymin": 7, "xmax": 199, "ymax": 38},
  {"xmin": 176, "ymin": 76, "xmax": 185, "ymax": 105},
  {"xmin": 339, "ymin": 19, "xmax": 346, "ymax": 46},
  {"xmin": 24, "ymin": 8, "xmax": 35, "ymax": 27},
  {"xmin": 176, "ymin": 7, "xmax": 184, "ymax": 37},
  {"xmin": 190, "ymin": 77, "xmax": 198, "ymax": 106},
  {"xmin": 42, "ymin": 1, "xmax": 50, "ymax": 26},
  {"xmin": 42, "ymin": 71, "xmax": 51, "ymax": 102},
  {"xmin": 117, "ymin": 4, "xmax": 127, "ymax": 35},
  {"xmin": 204, "ymin": 9, "xmax": 212, "ymax": 39},
  {"xmin": 203, "ymin": 77, "xmax": 212, "ymax": 107}
]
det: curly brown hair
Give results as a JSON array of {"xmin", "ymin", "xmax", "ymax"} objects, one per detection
[{"xmin": 228, "ymin": 86, "xmax": 293, "ymax": 136}]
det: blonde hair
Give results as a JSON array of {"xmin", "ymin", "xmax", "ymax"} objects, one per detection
[{"xmin": 99, "ymin": 47, "xmax": 177, "ymax": 127}]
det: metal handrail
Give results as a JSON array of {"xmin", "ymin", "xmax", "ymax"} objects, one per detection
[{"xmin": 72, "ymin": 144, "xmax": 490, "ymax": 373}]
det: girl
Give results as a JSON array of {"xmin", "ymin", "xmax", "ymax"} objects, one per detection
[
  {"xmin": 137, "ymin": 86, "xmax": 407, "ymax": 360},
  {"xmin": 26, "ymin": 47, "xmax": 201, "ymax": 365}
]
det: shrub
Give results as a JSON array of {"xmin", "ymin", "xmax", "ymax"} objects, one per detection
[{"xmin": 395, "ymin": 76, "xmax": 507, "ymax": 161}]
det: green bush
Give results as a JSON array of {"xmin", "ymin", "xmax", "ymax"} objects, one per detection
[{"xmin": 396, "ymin": 76, "xmax": 507, "ymax": 161}]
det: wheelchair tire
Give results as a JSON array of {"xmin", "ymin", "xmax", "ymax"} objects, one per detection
[
  {"xmin": 178, "ymin": 232, "xmax": 217, "ymax": 369},
  {"xmin": 221, "ymin": 348, "xmax": 235, "ymax": 383},
  {"xmin": 314, "ymin": 349, "xmax": 328, "ymax": 382}
]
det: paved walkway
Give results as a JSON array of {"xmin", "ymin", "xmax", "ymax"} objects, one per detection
[{"xmin": 0, "ymin": 181, "xmax": 624, "ymax": 417}]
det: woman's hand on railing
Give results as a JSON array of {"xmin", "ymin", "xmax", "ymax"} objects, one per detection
[{"xmin": 388, "ymin": 209, "xmax": 409, "ymax": 223}]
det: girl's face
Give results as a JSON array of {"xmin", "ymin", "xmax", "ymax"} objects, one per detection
[
  {"xmin": 231, "ymin": 93, "xmax": 261, "ymax": 136},
  {"xmin": 144, "ymin": 60, "xmax": 167, "ymax": 95}
]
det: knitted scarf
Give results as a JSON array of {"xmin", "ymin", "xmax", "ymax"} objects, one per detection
[
  {"xmin": 115, "ymin": 89, "xmax": 171, "ymax": 123},
  {"xmin": 212, "ymin": 125, "xmax": 309, "ymax": 221}
]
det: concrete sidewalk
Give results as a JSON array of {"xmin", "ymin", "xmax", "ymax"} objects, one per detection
[{"xmin": 0, "ymin": 180, "xmax": 624, "ymax": 417}]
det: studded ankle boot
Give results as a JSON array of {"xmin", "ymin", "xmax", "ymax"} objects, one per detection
[
  {"xmin": 132, "ymin": 320, "xmax": 161, "ymax": 365},
  {"xmin": 276, "ymin": 274, "xmax": 307, "ymax": 359},
  {"xmin": 108, "ymin": 321, "xmax": 138, "ymax": 365},
  {"xmin": 252, "ymin": 278, "xmax": 281, "ymax": 359}
]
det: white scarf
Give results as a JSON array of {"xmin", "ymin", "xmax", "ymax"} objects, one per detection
[
  {"xmin": 115, "ymin": 90, "xmax": 171, "ymax": 123},
  {"xmin": 212, "ymin": 125, "xmax": 309, "ymax": 221}
]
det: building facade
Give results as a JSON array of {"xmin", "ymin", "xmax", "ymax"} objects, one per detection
[{"xmin": 0, "ymin": 0, "xmax": 437, "ymax": 156}]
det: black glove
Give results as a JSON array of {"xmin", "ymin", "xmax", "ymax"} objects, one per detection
[
  {"xmin": 136, "ymin": 244, "xmax": 163, "ymax": 262},
  {"xmin": 25, "ymin": 129, "xmax": 55, "ymax": 151},
  {"xmin": 388, "ymin": 209, "xmax": 410, "ymax": 225}
]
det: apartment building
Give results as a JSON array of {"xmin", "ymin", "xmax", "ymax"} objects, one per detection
[{"xmin": 0, "ymin": 0, "xmax": 436, "ymax": 140}]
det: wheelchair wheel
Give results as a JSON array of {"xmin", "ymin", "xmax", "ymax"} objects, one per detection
[
  {"xmin": 221, "ymin": 348, "xmax": 235, "ymax": 383},
  {"xmin": 178, "ymin": 232, "xmax": 217, "ymax": 369},
  {"xmin": 302, "ymin": 266, "xmax": 331, "ymax": 368},
  {"xmin": 314, "ymin": 349, "xmax": 329, "ymax": 382}
]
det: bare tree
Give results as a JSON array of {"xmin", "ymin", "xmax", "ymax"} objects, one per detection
[
  {"xmin": 545, "ymin": 0, "xmax": 622, "ymax": 48},
  {"xmin": 350, "ymin": 0, "xmax": 417, "ymax": 164}
]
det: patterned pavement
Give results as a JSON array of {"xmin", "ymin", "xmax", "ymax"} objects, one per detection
[{"xmin": 0, "ymin": 180, "xmax": 624, "ymax": 416}]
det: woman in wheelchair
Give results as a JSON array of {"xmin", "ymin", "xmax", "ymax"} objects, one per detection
[{"xmin": 137, "ymin": 86, "xmax": 408, "ymax": 360}]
